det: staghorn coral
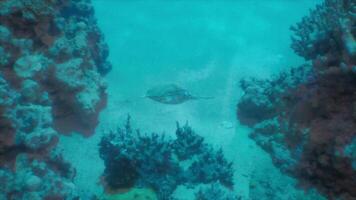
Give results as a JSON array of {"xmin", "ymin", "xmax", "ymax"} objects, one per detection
[
  {"xmin": 237, "ymin": 1, "xmax": 356, "ymax": 199},
  {"xmin": 99, "ymin": 117, "xmax": 234, "ymax": 200},
  {"xmin": 100, "ymin": 116, "xmax": 181, "ymax": 199},
  {"xmin": 0, "ymin": 0, "xmax": 111, "ymax": 199},
  {"xmin": 187, "ymin": 148, "xmax": 234, "ymax": 188},
  {"xmin": 172, "ymin": 122, "xmax": 206, "ymax": 161}
]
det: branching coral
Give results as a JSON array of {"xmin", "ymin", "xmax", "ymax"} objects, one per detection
[
  {"xmin": 172, "ymin": 122, "xmax": 205, "ymax": 161},
  {"xmin": 99, "ymin": 117, "xmax": 234, "ymax": 200},
  {"xmin": 291, "ymin": 0, "xmax": 355, "ymax": 68},
  {"xmin": 188, "ymin": 148, "xmax": 234, "ymax": 188},
  {"xmin": 100, "ymin": 116, "xmax": 181, "ymax": 198}
]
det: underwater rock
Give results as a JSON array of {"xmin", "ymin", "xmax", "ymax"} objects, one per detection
[
  {"xmin": 146, "ymin": 84, "xmax": 213, "ymax": 104},
  {"xmin": 0, "ymin": 152, "xmax": 78, "ymax": 200},
  {"xmin": 194, "ymin": 183, "xmax": 239, "ymax": 200},
  {"xmin": 290, "ymin": 0, "xmax": 356, "ymax": 68},
  {"xmin": 102, "ymin": 188, "xmax": 158, "ymax": 200},
  {"xmin": 237, "ymin": 65, "xmax": 312, "ymax": 126},
  {"xmin": 0, "ymin": 0, "xmax": 110, "ymax": 137},
  {"xmin": 99, "ymin": 117, "xmax": 234, "ymax": 200},
  {"xmin": 237, "ymin": 81, "xmax": 275, "ymax": 126},
  {"xmin": 0, "ymin": 0, "xmax": 111, "ymax": 198},
  {"xmin": 13, "ymin": 54, "xmax": 49, "ymax": 78},
  {"xmin": 238, "ymin": 65, "xmax": 356, "ymax": 199},
  {"xmin": 237, "ymin": 1, "xmax": 356, "ymax": 198},
  {"xmin": 0, "ymin": 75, "xmax": 18, "ymax": 148},
  {"xmin": 344, "ymin": 137, "xmax": 356, "ymax": 170}
]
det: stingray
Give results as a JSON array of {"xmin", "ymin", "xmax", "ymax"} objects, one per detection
[{"xmin": 145, "ymin": 84, "xmax": 213, "ymax": 104}]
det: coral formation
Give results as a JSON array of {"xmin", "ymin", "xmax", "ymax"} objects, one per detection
[
  {"xmin": 194, "ymin": 183, "xmax": 239, "ymax": 200},
  {"xmin": 291, "ymin": 0, "xmax": 355, "ymax": 66},
  {"xmin": 0, "ymin": 0, "xmax": 111, "ymax": 199},
  {"xmin": 99, "ymin": 117, "xmax": 234, "ymax": 200},
  {"xmin": 237, "ymin": 0, "xmax": 356, "ymax": 199},
  {"xmin": 187, "ymin": 148, "xmax": 234, "ymax": 188},
  {"xmin": 0, "ymin": 151, "xmax": 78, "ymax": 200},
  {"xmin": 102, "ymin": 188, "xmax": 158, "ymax": 200},
  {"xmin": 172, "ymin": 123, "xmax": 205, "ymax": 160}
]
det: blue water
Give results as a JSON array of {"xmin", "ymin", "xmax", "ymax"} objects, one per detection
[{"xmin": 59, "ymin": 1, "xmax": 325, "ymax": 199}]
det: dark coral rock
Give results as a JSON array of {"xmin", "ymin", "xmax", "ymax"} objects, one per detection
[
  {"xmin": 104, "ymin": 155, "xmax": 139, "ymax": 189},
  {"xmin": 0, "ymin": 0, "xmax": 111, "ymax": 138},
  {"xmin": 344, "ymin": 137, "xmax": 356, "ymax": 170},
  {"xmin": 0, "ymin": 152, "xmax": 79, "ymax": 200},
  {"xmin": 99, "ymin": 116, "xmax": 181, "ymax": 199},
  {"xmin": 237, "ymin": 1, "xmax": 356, "ymax": 199},
  {"xmin": 188, "ymin": 148, "xmax": 234, "ymax": 188},
  {"xmin": 195, "ymin": 183, "xmax": 240, "ymax": 200},
  {"xmin": 0, "ymin": 0, "xmax": 110, "ymax": 153},
  {"xmin": 290, "ymin": 0, "xmax": 356, "ymax": 67},
  {"xmin": 238, "ymin": 66, "xmax": 356, "ymax": 199},
  {"xmin": 237, "ymin": 79, "xmax": 276, "ymax": 126},
  {"xmin": 237, "ymin": 65, "xmax": 313, "ymax": 126},
  {"xmin": 172, "ymin": 122, "xmax": 206, "ymax": 161},
  {"xmin": 99, "ymin": 117, "xmax": 234, "ymax": 200},
  {"xmin": 0, "ymin": 0, "xmax": 111, "ymax": 199}
]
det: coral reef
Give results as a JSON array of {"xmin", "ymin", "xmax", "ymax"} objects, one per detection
[
  {"xmin": 187, "ymin": 148, "xmax": 234, "ymax": 188},
  {"xmin": 101, "ymin": 188, "xmax": 158, "ymax": 200},
  {"xmin": 172, "ymin": 123, "xmax": 205, "ymax": 161},
  {"xmin": 99, "ymin": 117, "xmax": 234, "ymax": 200},
  {"xmin": 194, "ymin": 183, "xmax": 239, "ymax": 200},
  {"xmin": 237, "ymin": 0, "xmax": 356, "ymax": 199},
  {"xmin": 0, "ymin": 0, "xmax": 111, "ymax": 199},
  {"xmin": 0, "ymin": 151, "xmax": 78, "ymax": 200},
  {"xmin": 100, "ymin": 117, "xmax": 181, "ymax": 198},
  {"xmin": 291, "ymin": 0, "xmax": 355, "ymax": 66}
]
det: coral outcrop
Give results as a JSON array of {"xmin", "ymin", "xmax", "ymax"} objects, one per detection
[
  {"xmin": 0, "ymin": 151, "xmax": 78, "ymax": 200},
  {"xmin": 99, "ymin": 117, "xmax": 234, "ymax": 200},
  {"xmin": 291, "ymin": 0, "xmax": 355, "ymax": 66},
  {"xmin": 0, "ymin": 0, "xmax": 111, "ymax": 199},
  {"xmin": 194, "ymin": 183, "xmax": 239, "ymax": 200},
  {"xmin": 237, "ymin": 0, "xmax": 356, "ymax": 199}
]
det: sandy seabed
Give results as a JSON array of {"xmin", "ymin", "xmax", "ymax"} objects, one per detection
[{"xmin": 58, "ymin": 1, "xmax": 324, "ymax": 199}]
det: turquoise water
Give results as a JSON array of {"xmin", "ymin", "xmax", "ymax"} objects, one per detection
[
  {"xmin": 59, "ymin": 0, "xmax": 325, "ymax": 199},
  {"xmin": 2, "ymin": 0, "xmax": 355, "ymax": 199}
]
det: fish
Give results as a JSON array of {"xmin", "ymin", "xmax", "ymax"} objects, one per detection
[{"xmin": 145, "ymin": 84, "xmax": 213, "ymax": 104}]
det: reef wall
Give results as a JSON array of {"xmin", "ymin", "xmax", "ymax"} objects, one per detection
[
  {"xmin": 0, "ymin": 0, "xmax": 111, "ymax": 199},
  {"xmin": 237, "ymin": 0, "xmax": 356, "ymax": 199}
]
